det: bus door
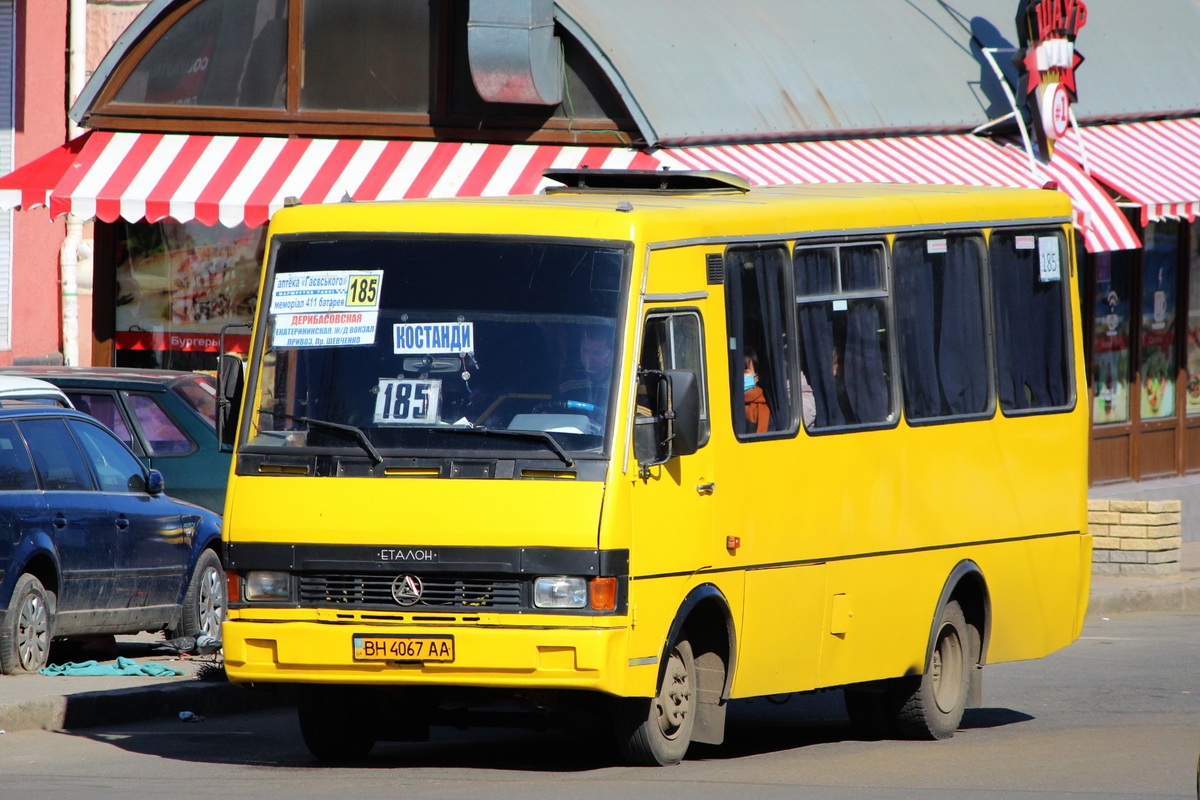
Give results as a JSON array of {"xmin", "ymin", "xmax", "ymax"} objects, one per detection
[{"xmin": 629, "ymin": 309, "xmax": 716, "ymax": 606}]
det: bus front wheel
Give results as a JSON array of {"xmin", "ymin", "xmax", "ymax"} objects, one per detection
[
  {"xmin": 297, "ymin": 685, "xmax": 378, "ymax": 762},
  {"xmin": 613, "ymin": 638, "xmax": 697, "ymax": 765}
]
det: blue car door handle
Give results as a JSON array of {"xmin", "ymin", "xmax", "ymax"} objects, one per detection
[
  {"xmin": 115, "ymin": 516, "xmax": 130, "ymax": 530},
  {"xmin": 52, "ymin": 515, "xmax": 67, "ymax": 529}
]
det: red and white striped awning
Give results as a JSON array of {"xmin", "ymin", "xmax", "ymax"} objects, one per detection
[
  {"xmin": 1053, "ymin": 118, "xmax": 1200, "ymax": 225},
  {"xmin": 40, "ymin": 131, "xmax": 661, "ymax": 228},
  {"xmin": 1, "ymin": 129, "xmax": 1140, "ymax": 252},
  {"xmin": 660, "ymin": 135, "xmax": 1141, "ymax": 253}
]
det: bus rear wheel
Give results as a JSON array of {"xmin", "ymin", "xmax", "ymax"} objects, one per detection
[
  {"xmin": 844, "ymin": 600, "xmax": 973, "ymax": 741},
  {"xmin": 613, "ymin": 638, "xmax": 697, "ymax": 765},
  {"xmin": 297, "ymin": 685, "xmax": 377, "ymax": 762},
  {"xmin": 894, "ymin": 599, "xmax": 971, "ymax": 740}
]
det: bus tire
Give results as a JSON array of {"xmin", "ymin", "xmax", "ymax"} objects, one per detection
[
  {"xmin": 613, "ymin": 638, "xmax": 697, "ymax": 765},
  {"xmin": 297, "ymin": 686, "xmax": 377, "ymax": 762},
  {"xmin": 894, "ymin": 599, "xmax": 971, "ymax": 740},
  {"xmin": 0, "ymin": 573, "xmax": 55, "ymax": 674}
]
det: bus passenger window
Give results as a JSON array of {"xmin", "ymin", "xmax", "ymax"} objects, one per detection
[
  {"xmin": 795, "ymin": 244, "xmax": 893, "ymax": 429},
  {"xmin": 990, "ymin": 230, "xmax": 1072, "ymax": 412},
  {"xmin": 894, "ymin": 235, "xmax": 990, "ymax": 421},
  {"xmin": 725, "ymin": 247, "xmax": 794, "ymax": 438}
]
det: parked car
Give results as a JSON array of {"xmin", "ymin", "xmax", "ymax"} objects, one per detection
[
  {"xmin": 0, "ymin": 404, "xmax": 224, "ymax": 673},
  {"xmin": 0, "ymin": 367, "xmax": 229, "ymax": 513},
  {"xmin": 0, "ymin": 376, "xmax": 73, "ymax": 409}
]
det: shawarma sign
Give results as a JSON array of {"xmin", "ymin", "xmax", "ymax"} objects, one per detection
[{"xmin": 1015, "ymin": 0, "xmax": 1087, "ymax": 155}]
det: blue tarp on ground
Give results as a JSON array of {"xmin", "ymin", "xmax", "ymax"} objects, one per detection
[{"xmin": 39, "ymin": 656, "xmax": 185, "ymax": 677}]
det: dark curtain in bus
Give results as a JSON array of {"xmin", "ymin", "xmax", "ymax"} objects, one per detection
[
  {"xmin": 896, "ymin": 237, "xmax": 989, "ymax": 419},
  {"xmin": 796, "ymin": 248, "xmax": 842, "ymax": 427},
  {"xmin": 939, "ymin": 237, "xmax": 988, "ymax": 414},
  {"xmin": 755, "ymin": 251, "xmax": 791, "ymax": 431},
  {"xmin": 841, "ymin": 247, "xmax": 889, "ymax": 423},
  {"xmin": 992, "ymin": 236, "xmax": 1069, "ymax": 410},
  {"xmin": 895, "ymin": 239, "xmax": 941, "ymax": 418}
]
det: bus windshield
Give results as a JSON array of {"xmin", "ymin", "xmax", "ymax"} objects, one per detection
[{"xmin": 248, "ymin": 237, "xmax": 627, "ymax": 462}]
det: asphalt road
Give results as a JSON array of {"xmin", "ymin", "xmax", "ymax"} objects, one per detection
[{"xmin": 3, "ymin": 611, "xmax": 1198, "ymax": 800}]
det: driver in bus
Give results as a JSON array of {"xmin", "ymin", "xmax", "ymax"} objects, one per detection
[{"xmin": 558, "ymin": 329, "xmax": 613, "ymax": 415}]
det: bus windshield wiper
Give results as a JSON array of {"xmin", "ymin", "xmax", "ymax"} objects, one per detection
[
  {"xmin": 435, "ymin": 426, "xmax": 574, "ymax": 468},
  {"xmin": 263, "ymin": 410, "xmax": 383, "ymax": 465}
]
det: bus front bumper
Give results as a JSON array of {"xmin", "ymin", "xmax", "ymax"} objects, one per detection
[{"xmin": 222, "ymin": 618, "xmax": 642, "ymax": 696}]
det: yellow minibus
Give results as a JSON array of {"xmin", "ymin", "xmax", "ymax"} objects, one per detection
[{"xmin": 218, "ymin": 170, "xmax": 1090, "ymax": 765}]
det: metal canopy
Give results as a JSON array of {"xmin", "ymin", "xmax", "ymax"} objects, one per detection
[{"xmin": 557, "ymin": 0, "xmax": 1200, "ymax": 146}]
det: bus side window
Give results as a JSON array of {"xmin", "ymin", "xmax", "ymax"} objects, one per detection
[
  {"xmin": 640, "ymin": 312, "xmax": 709, "ymax": 443},
  {"xmin": 894, "ymin": 234, "xmax": 990, "ymax": 421},
  {"xmin": 725, "ymin": 247, "xmax": 794, "ymax": 438},
  {"xmin": 990, "ymin": 230, "xmax": 1073, "ymax": 412},
  {"xmin": 795, "ymin": 243, "xmax": 893, "ymax": 429}
]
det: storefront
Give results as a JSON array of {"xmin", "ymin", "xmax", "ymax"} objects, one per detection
[{"xmin": 3, "ymin": 0, "xmax": 1200, "ymax": 486}]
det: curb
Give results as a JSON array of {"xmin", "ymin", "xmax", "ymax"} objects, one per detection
[
  {"xmin": 0, "ymin": 680, "xmax": 291, "ymax": 733},
  {"xmin": 1085, "ymin": 578, "xmax": 1200, "ymax": 617}
]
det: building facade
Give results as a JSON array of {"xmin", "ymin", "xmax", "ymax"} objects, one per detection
[{"xmin": 3, "ymin": 0, "xmax": 1200, "ymax": 486}]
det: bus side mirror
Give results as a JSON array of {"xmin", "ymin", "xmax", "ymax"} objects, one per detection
[
  {"xmin": 634, "ymin": 369, "xmax": 701, "ymax": 472},
  {"xmin": 217, "ymin": 352, "xmax": 245, "ymax": 451}
]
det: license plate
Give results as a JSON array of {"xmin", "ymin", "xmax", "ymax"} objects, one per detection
[{"xmin": 352, "ymin": 635, "xmax": 454, "ymax": 662}]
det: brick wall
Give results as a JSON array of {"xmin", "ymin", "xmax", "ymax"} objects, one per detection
[{"xmin": 1088, "ymin": 499, "xmax": 1182, "ymax": 575}]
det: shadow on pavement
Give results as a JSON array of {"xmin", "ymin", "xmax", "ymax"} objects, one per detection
[{"xmin": 60, "ymin": 688, "xmax": 1037, "ymax": 772}]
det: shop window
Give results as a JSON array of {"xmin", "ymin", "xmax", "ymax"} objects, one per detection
[
  {"xmin": 990, "ymin": 230, "xmax": 1073, "ymax": 413},
  {"xmin": 726, "ymin": 247, "xmax": 794, "ymax": 438},
  {"xmin": 794, "ymin": 243, "xmax": 893, "ymax": 429},
  {"xmin": 893, "ymin": 234, "xmax": 989, "ymax": 421},
  {"xmin": 114, "ymin": 0, "xmax": 287, "ymax": 109},
  {"xmin": 1185, "ymin": 221, "xmax": 1200, "ymax": 416},
  {"xmin": 1092, "ymin": 250, "xmax": 1135, "ymax": 424},
  {"xmin": 301, "ymin": 0, "xmax": 431, "ymax": 113},
  {"xmin": 114, "ymin": 221, "xmax": 264, "ymax": 372},
  {"xmin": 1140, "ymin": 221, "xmax": 1180, "ymax": 420}
]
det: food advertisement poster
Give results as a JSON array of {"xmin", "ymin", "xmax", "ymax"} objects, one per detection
[
  {"xmin": 1093, "ymin": 254, "xmax": 1130, "ymax": 424},
  {"xmin": 1188, "ymin": 224, "xmax": 1200, "ymax": 416},
  {"xmin": 1140, "ymin": 229, "xmax": 1177, "ymax": 420},
  {"xmin": 115, "ymin": 221, "xmax": 263, "ymax": 358}
]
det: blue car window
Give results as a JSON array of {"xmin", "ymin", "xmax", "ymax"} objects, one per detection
[
  {"xmin": 68, "ymin": 419, "xmax": 148, "ymax": 493},
  {"xmin": 128, "ymin": 394, "xmax": 194, "ymax": 455},
  {"xmin": 19, "ymin": 418, "xmax": 94, "ymax": 491},
  {"xmin": 0, "ymin": 420, "xmax": 37, "ymax": 490},
  {"xmin": 68, "ymin": 392, "xmax": 134, "ymax": 445}
]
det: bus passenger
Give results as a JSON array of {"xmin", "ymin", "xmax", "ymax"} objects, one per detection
[{"xmin": 744, "ymin": 348, "xmax": 770, "ymax": 433}]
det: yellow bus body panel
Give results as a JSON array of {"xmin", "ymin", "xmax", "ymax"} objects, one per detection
[{"xmin": 224, "ymin": 182, "xmax": 1089, "ymax": 703}]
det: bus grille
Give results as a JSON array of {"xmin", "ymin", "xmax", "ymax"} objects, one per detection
[{"xmin": 298, "ymin": 573, "xmax": 523, "ymax": 609}]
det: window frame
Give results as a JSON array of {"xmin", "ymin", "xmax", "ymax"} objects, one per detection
[
  {"xmin": 640, "ymin": 308, "xmax": 711, "ymax": 448},
  {"xmin": 988, "ymin": 225, "xmax": 1078, "ymax": 417},
  {"xmin": 81, "ymin": 0, "xmax": 637, "ymax": 145},
  {"xmin": 793, "ymin": 238, "xmax": 899, "ymax": 433},
  {"xmin": 725, "ymin": 244, "xmax": 799, "ymax": 442},
  {"xmin": 892, "ymin": 230, "xmax": 996, "ymax": 426}
]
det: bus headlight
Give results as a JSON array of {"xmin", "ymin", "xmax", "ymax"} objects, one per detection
[
  {"xmin": 533, "ymin": 576, "xmax": 587, "ymax": 609},
  {"xmin": 244, "ymin": 570, "xmax": 291, "ymax": 601}
]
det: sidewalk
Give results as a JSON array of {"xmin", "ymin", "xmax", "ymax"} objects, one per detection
[{"xmin": 2, "ymin": 543, "xmax": 1198, "ymax": 736}]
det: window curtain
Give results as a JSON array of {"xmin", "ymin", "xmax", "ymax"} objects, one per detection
[
  {"xmin": 796, "ymin": 249, "xmax": 842, "ymax": 427},
  {"xmin": 755, "ymin": 252, "xmax": 791, "ymax": 430},
  {"xmin": 938, "ymin": 237, "xmax": 988, "ymax": 415},
  {"xmin": 992, "ymin": 238, "xmax": 1068, "ymax": 410},
  {"xmin": 841, "ymin": 248, "xmax": 889, "ymax": 423},
  {"xmin": 895, "ymin": 239, "xmax": 941, "ymax": 418}
]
